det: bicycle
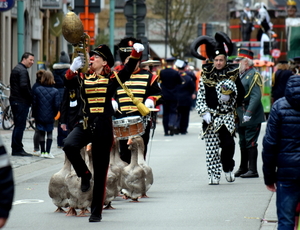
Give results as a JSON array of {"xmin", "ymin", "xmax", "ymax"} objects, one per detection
[
  {"xmin": 0, "ymin": 82, "xmax": 35, "ymax": 130},
  {"xmin": 0, "ymin": 82, "xmax": 13, "ymax": 130}
]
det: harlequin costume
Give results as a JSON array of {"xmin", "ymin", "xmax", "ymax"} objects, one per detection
[
  {"xmin": 191, "ymin": 32, "xmax": 245, "ymax": 184},
  {"xmin": 114, "ymin": 37, "xmax": 161, "ymax": 163},
  {"xmin": 62, "ymin": 44, "xmax": 142, "ymax": 221}
]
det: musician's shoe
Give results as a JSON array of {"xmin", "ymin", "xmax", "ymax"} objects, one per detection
[
  {"xmin": 81, "ymin": 171, "xmax": 92, "ymax": 192},
  {"xmin": 89, "ymin": 214, "xmax": 102, "ymax": 222}
]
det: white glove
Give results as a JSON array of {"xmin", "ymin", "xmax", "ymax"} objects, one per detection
[
  {"xmin": 243, "ymin": 115, "xmax": 251, "ymax": 123},
  {"xmin": 203, "ymin": 112, "xmax": 211, "ymax": 124},
  {"xmin": 220, "ymin": 93, "xmax": 230, "ymax": 102},
  {"xmin": 111, "ymin": 100, "xmax": 118, "ymax": 112},
  {"xmin": 70, "ymin": 56, "xmax": 83, "ymax": 72},
  {"xmin": 145, "ymin": 99, "xmax": 154, "ymax": 108},
  {"xmin": 133, "ymin": 43, "xmax": 144, "ymax": 53}
]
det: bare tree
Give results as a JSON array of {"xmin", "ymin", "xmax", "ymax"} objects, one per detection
[{"xmin": 147, "ymin": 0, "xmax": 230, "ymax": 58}]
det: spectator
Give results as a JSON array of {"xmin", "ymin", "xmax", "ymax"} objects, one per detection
[
  {"xmin": 32, "ymin": 71, "xmax": 60, "ymax": 159},
  {"xmin": 52, "ymin": 51, "xmax": 71, "ymax": 148},
  {"xmin": 9, "ymin": 52, "xmax": 34, "ymax": 157},
  {"xmin": 31, "ymin": 70, "xmax": 45, "ymax": 156},
  {"xmin": 271, "ymin": 60, "xmax": 293, "ymax": 104},
  {"xmin": 262, "ymin": 74, "xmax": 300, "ymax": 229},
  {"xmin": 0, "ymin": 136, "xmax": 14, "ymax": 228}
]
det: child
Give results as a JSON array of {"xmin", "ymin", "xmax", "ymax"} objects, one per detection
[
  {"xmin": 31, "ymin": 70, "xmax": 45, "ymax": 155},
  {"xmin": 32, "ymin": 71, "xmax": 60, "ymax": 158}
]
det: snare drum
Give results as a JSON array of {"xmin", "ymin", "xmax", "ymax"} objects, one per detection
[{"xmin": 113, "ymin": 116, "xmax": 145, "ymax": 140}]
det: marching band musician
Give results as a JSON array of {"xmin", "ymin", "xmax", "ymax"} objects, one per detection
[
  {"xmin": 113, "ymin": 37, "xmax": 162, "ymax": 164},
  {"xmin": 190, "ymin": 32, "xmax": 245, "ymax": 185},
  {"xmin": 62, "ymin": 43, "xmax": 144, "ymax": 223}
]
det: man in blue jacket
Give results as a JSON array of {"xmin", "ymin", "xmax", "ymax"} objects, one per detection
[{"xmin": 262, "ymin": 74, "xmax": 300, "ymax": 229}]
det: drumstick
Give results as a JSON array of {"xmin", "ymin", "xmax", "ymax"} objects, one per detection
[
  {"xmin": 117, "ymin": 109, "xmax": 122, "ymax": 114},
  {"xmin": 126, "ymin": 110, "xmax": 138, "ymax": 114}
]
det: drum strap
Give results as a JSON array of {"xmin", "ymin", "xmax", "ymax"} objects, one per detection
[{"xmin": 113, "ymin": 71, "xmax": 150, "ymax": 116}]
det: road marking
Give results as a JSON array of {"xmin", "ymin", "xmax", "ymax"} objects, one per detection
[{"xmin": 13, "ymin": 199, "xmax": 44, "ymax": 205}]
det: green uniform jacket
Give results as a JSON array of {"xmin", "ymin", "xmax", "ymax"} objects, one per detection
[{"xmin": 236, "ymin": 67, "xmax": 265, "ymax": 126}]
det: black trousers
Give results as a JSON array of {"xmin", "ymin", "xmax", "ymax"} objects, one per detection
[
  {"xmin": 218, "ymin": 126, "xmax": 235, "ymax": 172},
  {"xmin": 162, "ymin": 100, "xmax": 177, "ymax": 134},
  {"xmin": 10, "ymin": 101, "xmax": 30, "ymax": 153},
  {"xmin": 63, "ymin": 117, "xmax": 113, "ymax": 216},
  {"xmin": 176, "ymin": 105, "xmax": 191, "ymax": 133}
]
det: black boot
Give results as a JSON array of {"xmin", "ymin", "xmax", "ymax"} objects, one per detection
[
  {"xmin": 89, "ymin": 214, "xmax": 102, "ymax": 222},
  {"xmin": 234, "ymin": 148, "xmax": 248, "ymax": 177},
  {"xmin": 240, "ymin": 147, "xmax": 259, "ymax": 178},
  {"xmin": 81, "ymin": 170, "xmax": 92, "ymax": 192}
]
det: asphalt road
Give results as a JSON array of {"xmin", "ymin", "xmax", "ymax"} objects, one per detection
[{"xmin": 1, "ymin": 111, "xmax": 277, "ymax": 230}]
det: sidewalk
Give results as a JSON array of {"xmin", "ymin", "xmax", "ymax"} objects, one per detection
[
  {"xmin": 0, "ymin": 114, "xmax": 278, "ymax": 229},
  {"xmin": 1, "ymin": 127, "xmax": 64, "ymax": 169}
]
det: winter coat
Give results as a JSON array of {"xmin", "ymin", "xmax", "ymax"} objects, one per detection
[
  {"xmin": 52, "ymin": 63, "xmax": 70, "ymax": 89},
  {"xmin": 32, "ymin": 85, "xmax": 60, "ymax": 132},
  {"xmin": 262, "ymin": 74, "xmax": 300, "ymax": 185},
  {"xmin": 271, "ymin": 69, "xmax": 293, "ymax": 103},
  {"xmin": 53, "ymin": 63, "xmax": 70, "ymax": 105},
  {"xmin": 9, "ymin": 63, "xmax": 32, "ymax": 105},
  {"xmin": 0, "ymin": 137, "xmax": 14, "ymax": 219}
]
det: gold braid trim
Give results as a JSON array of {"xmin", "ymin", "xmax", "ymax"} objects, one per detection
[
  {"xmin": 244, "ymin": 72, "xmax": 263, "ymax": 98},
  {"xmin": 202, "ymin": 64, "xmax": 239, "ymax": 87}
]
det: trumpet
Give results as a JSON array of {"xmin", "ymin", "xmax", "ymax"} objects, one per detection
[{"xmin": 62, "ymin": 11, "xmax": 90, "ymax": 73}]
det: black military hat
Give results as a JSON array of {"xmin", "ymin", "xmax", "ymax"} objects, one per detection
[
  {"xmin": 90, "ymin": 44, "xmax": 114, "ymax": 68},
  {"xmin": 166, "ymin": 57, "xmax": 176, "ymax": 62},
  {"xmin": 293, "ymin": 56, "xmax": 300, "ymax": 63},
  {"xmin": 237, "ymin": 48, "xmax": 254, "ymax": 60},
  {"xmin": 118, "ymin": 37, "xmax": 142, "ymax": 63},
  {"xmin": 278, "ymin": 60, "xmax": 288, "ymax": 64}
]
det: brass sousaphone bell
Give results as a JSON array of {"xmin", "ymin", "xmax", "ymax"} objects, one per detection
[{"xmin": 62, "ymin": 11, "xmax": 90, "ymax": 73}]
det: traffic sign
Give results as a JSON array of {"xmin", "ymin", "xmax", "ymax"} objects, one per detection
[
  {"xmin": 126, "ymin": 22, "xmax": 145, "ymax": 37},
  {"xmin": 271, "ymin": 49, "xmax": 281, "ymax": 58},
  {"xmin": 0, "ymin": 0, "xmax": 15, "ymax": 12},
  {"xmin": 124, "ymin": 0, "xmax": 147, "ymax": 22}
]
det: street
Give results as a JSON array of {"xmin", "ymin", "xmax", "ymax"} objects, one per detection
[{"xmin": 1, "ymin": 111, "xmax": 277, "ymax": 230}]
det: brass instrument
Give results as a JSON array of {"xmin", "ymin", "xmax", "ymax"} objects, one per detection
[{"xmin": 62, "ymin": 11, "xmax": 90, "ymax": 73}]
